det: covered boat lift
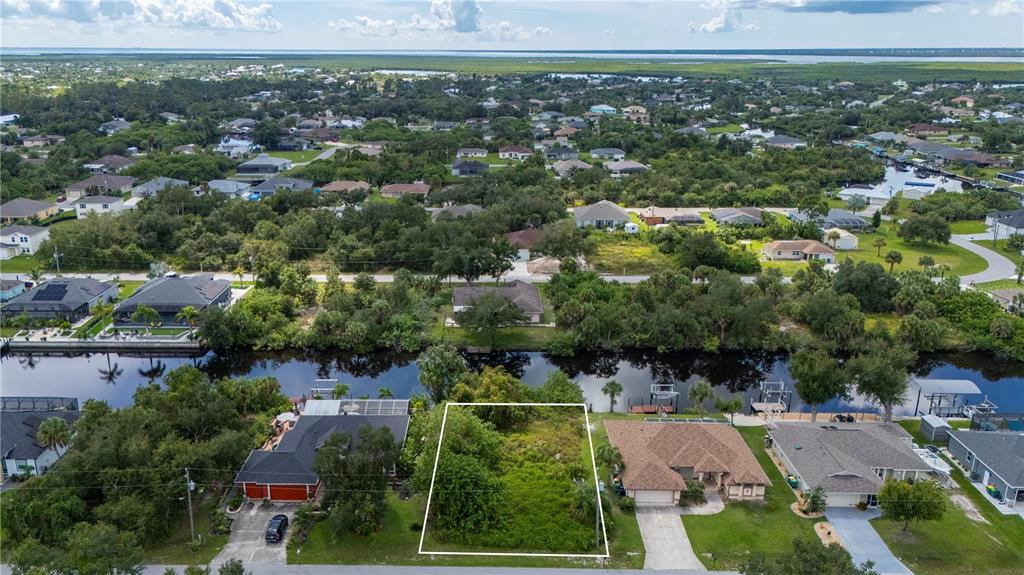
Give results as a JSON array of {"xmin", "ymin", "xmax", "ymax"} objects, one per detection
[{"xmin": 910, "ymin": 378, "xmax": 983, "ymax": 417}]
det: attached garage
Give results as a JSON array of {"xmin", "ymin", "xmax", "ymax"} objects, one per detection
[
  {"xmin": 243, "ymin": 483, "xmax": 268, "ymax": 499},
  {"xmin": 269, "ymin": 484, "xmax": 315, "ymax": 501},
  {"xmin": 632, "ymin": 489, "xmax": 677, "ymax": 505}
]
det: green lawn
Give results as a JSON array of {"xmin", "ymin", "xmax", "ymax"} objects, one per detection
[
  {"xmin": 871, "ymin": 422, "xmax": 1024, "ymax": 575},
  {"xmin": 143, "ymin": 499, "xmax": 229, "ymax": 565},
  {"xmin": 118, "ymin": 280, "xmax": 144, "ymax": 299},
  {"xmin": 977, "ymin": 239, "xmax": 1021, "ymax": 261},
  {"xmin": 73, "ymin": 314, "xmax": 111, "ymax": 338},
  {"xmin": 839, "ymin": 225, "xmax": 987, "ymax": 276},
  {"xmin": 0, "ymin": 255, "xmax": 43, "ymax": 274},
  {"xmin": 707, "ymin": 123, "xmax": 742, "ymax": 134},
  {"xmin": 1, "ymin": 327, "xmax": 19, "ymax": 338},
  {"xmin": 266, "ymin": 149, "xmax": 323, "ymax": 163},
  {"xmin": 974, "ymin": 278, "xmax": 1023, "ymax": 292},
  {"xmin": 948, "ymin": 220, "xmax": 988, "ymax": 235},
  {"xmin": 682, "ymin": 425, "xmax": 823, "ymax": 570}
]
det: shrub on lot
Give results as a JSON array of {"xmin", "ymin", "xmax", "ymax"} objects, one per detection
[{"xmin": 618, "ymin": 496, "xmax": 636, "ymax": 512}]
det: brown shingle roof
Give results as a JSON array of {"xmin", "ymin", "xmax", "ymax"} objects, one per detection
[{"xmin": 605, "ymin": 420, "xmax": 771, "ymax": 491}]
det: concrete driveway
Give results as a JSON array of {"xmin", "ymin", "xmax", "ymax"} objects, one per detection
[
  {"xmin": 634, "ymin": 506, "xmax": 705, "ymax": 571},
  {"xmin": 213, "ymin": 501, "xmax": 298, "ymax": 566},
  {"xmin": 825, "ymin": 508, "xmax": 911, "ymax": 575}
]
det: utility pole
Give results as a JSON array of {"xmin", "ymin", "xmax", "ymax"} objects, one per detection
[
  {"xmin": 53, "ymin": 248, "xmax": 62, "ymax": 276},
  {"xmin": 184, "ymin": 467, "xmax": 196, "ymax": 544}
]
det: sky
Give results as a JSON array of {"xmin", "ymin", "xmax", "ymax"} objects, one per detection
[{"xmin": 1, "ymin": 0, "xmax": 1022, "ymax": 51}]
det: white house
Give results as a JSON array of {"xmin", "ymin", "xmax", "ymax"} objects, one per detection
[
  {"xmin": 75, "ymin": 195, "xmax": 126, "ymax": 218},
  {"xmin": 823, "ymin": 228, "xmax": 859, "ymax": 251},
  {"xmin": 1, "ymin": 410, "xmax": 80, "ymax": 480},
  {"xmin": 0, "ymin": 225, "xmax": 49, "ymax": 259}
]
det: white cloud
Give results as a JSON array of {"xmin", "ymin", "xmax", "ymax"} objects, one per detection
[
  {"xmin": 690, "ymin": 2, "xmax": 745, "ymax": 33},
  {"xmin": 603, "ymin": 28, "xmax": 615, "ymax": 35},
  {"xmin": 0, "ymin": 0, "xmax": 282, "ymax": 31},
  {"xmin": 990, "ymin": 0, "xmax": 1022, "ymax": 14},
  {"xmin": 330, "ymin": 0, "xmax": 550, "ymax": 42},
  {"xmin": 925, "ymin": 4, "xmax": 944, "ymax": 13}
]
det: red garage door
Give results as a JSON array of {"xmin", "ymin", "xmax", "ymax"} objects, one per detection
[
  {"xmin": 269, "ymin": 484, "xmax": 310, "ymax": 501},
  {"xmin": 243, "ymin": 483, "xmax": 267, "ymax": 499}
]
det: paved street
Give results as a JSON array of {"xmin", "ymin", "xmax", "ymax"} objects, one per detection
[
  {"xmin": 824, "ymin": 508, "xmax": 912, "ymax": 575},
  {"xmin": 140, "ymin": 566, "xmax": 739, "ymax": 575},
  {"xmin": 950, "ymin": 233, "xmax": 1016, "ymax": 285},
  {"xmin": 635, "ymin": 507, "xmax": 705, "ymax": 571}
]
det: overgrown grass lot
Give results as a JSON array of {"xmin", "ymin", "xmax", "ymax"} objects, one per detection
[
  {"xmin": 876, "ymin": 421, "xmax": 1024, "ymax": 575},
  {"xmin": 682, "ymin": 425, "xmax": 823, "ymax": 569},
  {"xmin": 588, "ymin": 233, "xmax": 676, "ymax": 274}
]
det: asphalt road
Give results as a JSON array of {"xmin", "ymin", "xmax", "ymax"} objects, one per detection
[
  {"xmin": 138, "ymin": 566, "xmax": 737, "ymax": 575},
  {"xmin": 949, "ymin": 233, "xmax": 1016, "ymax": 285}
]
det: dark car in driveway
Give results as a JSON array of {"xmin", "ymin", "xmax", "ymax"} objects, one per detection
[{"xmin": 265, "ymin": 514, "xmax": 289, "ymax": 543}]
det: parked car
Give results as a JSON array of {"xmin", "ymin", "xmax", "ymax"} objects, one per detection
[{"xmin": 265, "ymin": 514, "xmax": 289, "ymax": 543}]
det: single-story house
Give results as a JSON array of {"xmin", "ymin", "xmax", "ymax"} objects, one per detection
[
  {"xmin": 676, "ymin": 126, "xmax": 710, "ymax": 137},
  {"xmin": 590, "ymin": 148, "xmax": 626, "ymax": 160},
  {"xmin": 65, "ymin": 174, "xmax": 135, "ymax": 201},
  {"xmin": 0, "ymin": 199, "xmax": 58, "ymax": 224},
  {"xmin": 499, "ymin": 145, "xmax": 532, "ymax": 161},
  {"xmin": 667, "ymin": 214, "xmax": 706, "ymax": 226},
  {"xmin": 202, "ymin": 180, "xmax": 252, "ymax": 199},
  {"xmin": 544, "ymin": 146, "xmax": 579, "ymax": 161},
  {"xmin": 99, "ymin": 119, "xmax": 132, "ymax": 135},
  {"xmin": 605, "ymin": 420, "xmax": 771, "ymax": 504},
  {"xmin": 551, "ymin": 159, "xmax": 593, "ymax": 178},
  {"xmin": 823, "ymin": 228, "xmax": 859, "ymax": 251},
  {"xmin": 996, "ymin": 170, "xmax": 1024, "ymax": 187},
  {"xmin": 947, "ymin": 430, "xmax": 1024, "ymax": 509},
  {"xmin": 21, "ymin": 134, "xmax": 64, "ymax": 147},
  {"xmin": 321, "ymin": 180, "xmax": 371, "ymax": 194},
  {"xmin": 452, "ymin": 159, "xmax": 490, "ymax": 177},
  {"xmin": 770, "ymin": 422, "xmax": 934, "ymax": 507},
  {"xmin": 1, "ymin": 410, "xmax": 81, "ymax": 480},
  {"xmin": 380, "ymin": 182, "xmax": 430, "ymax": 199},
  {"xmin": 226, "ymin": 118, "xmax": 257, "ymax": 132},
  {"xmin": 622, "ymin": 105, "xmax": 649, "ymax": 124},
  {"xmin": 790, "ymin": 208, "xmax": 870, "ymax": 231},
  {"xmin": 432, "ymin": 121, "xmax": 456, "ymax": 131},
  {"xmin": 172, "ymin": 144, "xmax": 197, "ymax": 155},
  {"xmin": 453, "ymin": 280, "xmax": 544, "ymax": 323},
  {"xmin": 573, "ymin": 200, "xmax": 631, "ymax": 229},
  {"xmin": 132, "ymin": 177, "xmax": 188, "ymax": 198},
  {"xmin": 456, "ymin": 148, "xmax": 487, "ymax": 158},
  {"xmin": 84, "ymin": 154, "xmax": 135, "ymax": 174},
  {"xmin": 160, "ymin": 112, "xmax": 184, "ymax": 123},
  {"xmin": 238, "ymin": 154, "xmax": 292, "ymax": 176},
  {"xmin": 113, "ymin": 274, "xmax": 231, "ymax": 327},
  {"xmin": 765, "ymin": 135, "xmax": 807, "ymax": 149},
  {"xmin": 605, "ymin": 160, "xmax": 648, "ymax": 177},
  {"xmin": 554, "ymin": 126, "xmax": 579, "ymax": 138},
  {"xmin": 75, "ymin": 195, "xmax": 126, "ymax": 218},
  {"xmin": 215, "ymin": 138, "xmax": 253, "ymax": 159},
  {"xmin": 432, "ymin": 204, "xmax": 482, "ymax": 221},
  {"xmin": 235, "ymin": 413, "xmax": 410, "ymax": 501},
  {"xmin": 276, "ymin": 137, "xmax": 309, "ymax": 152},
  {"xmin": 0, "ymin": 225, "xmax": 49, "ymax": 258},
  {"xmin": 505, "ymin": 228, "xmax": 543, "ymax": 262},
  {"xmin": 762, "ymin": 240, "xmax": 836, "ymax": 263},
  {"xmin": 589, "ymin": 104, "xmax": 617, "ymax": 115},
  {"xmin": 1, "ymin": 279, "xmax": 29, "ymax": 302},
  {"xmin": 986, "ymin": 208, "xmax": 1024, "ymax": 238},
  {"xmin": 296, "ymin": 119, "xmax": 322, "ymax": 131},
  {"xmin": 250, "ymin": 177, "xmax": 314, "ymax": 198},
  {"xmin": 907, "ymin": 123, "xmax": 948, "ymax": 137},
  {"xmin": 711, "ymin": 207, "xmax": 764, "ymax": 226},
  {"xmin": 1, "ymin": 278, "xmax": 118, "ymax": 322}
]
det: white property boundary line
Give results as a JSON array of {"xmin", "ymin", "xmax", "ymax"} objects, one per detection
[{"xmin": 417, "ymin": 402, "xmax": 611, "ymax": 559}]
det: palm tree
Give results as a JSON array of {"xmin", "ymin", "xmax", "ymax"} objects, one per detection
[
  {"xmin": 601, "ymin": 380, "xmax": 623, "ymax": 413},
  {"xmin": 918, "ymin": 255, "xmax": 935, "ymax": 276},
  {"xmin": 885, "ymin": 250, "xmax": 903, "ymax": 273},
  {"xmin": 826, "ymin": 230, "xmax": 841, "ymax": 249},
  {"xmin": 176, "ymin": 305, "xmax": 199, "ymax": 334},
  {"xmin": 377, "ymin": 387, "xmax": 394, "ymax": 399},
  {"xmin": 35, "ymin": 417, "xmax": 71, "ymax": 452},
  {"xmin": 1016, "ymin": 258, "xmax": 1024, "ymax": 285},
  {"xmin": 28, "ymin": 269, "xmax": 43, "ymax": 284},
  {"xmin": 687, "ymin": 380, "xmax": 714, "ymax": 418},
  {"xmin": 131, "ymin": 304, "xmax": 160, "ymax": 335},
  {"xmin": 234, "ymin": 266, "xmax": 246, "ymax": 287},
  {"xmin": 99, "ymin": 353, "xmax": 123, "ymax": 385},
  {"xmin": 332, "ymin": 383, "xmax": 350, "ymax": 400},
  {"xmin": 935, "ymin": 263, "xmax": 950, "ymax": 279},
  {"xmin": 138, "ymin": 358, "xmax": 166, "ymax": 382},
  {"xmin": 873, "ymin": 237, "xmax": 887, "ymax": 257},
  {"xmin": 595, "ymin": 443, "xmax": 624, "ymax": 472}
]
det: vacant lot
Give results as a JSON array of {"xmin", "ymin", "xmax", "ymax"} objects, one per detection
[
  {"xmin": 588, "ymin": 234, "xmax": 676, "ymax": 274},
  {"xmin": 839, "ymin": 226, "xmax": 987, "ymax": 276}
]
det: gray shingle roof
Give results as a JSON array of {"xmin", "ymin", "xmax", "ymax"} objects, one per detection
[
  {"xmin": 133, "ymin": 177, "xmax": 188, "ymax": 196},
  {"xmin": 1, "ymin": 410, "xmax": 80, "ymax": 461},
  {"xmin": 0, "ymin": 198, "xmax": 55, "ymax": 219},
  {"xmin": 573, "ymin": 200, "xmax": 630, "ymax": 224},
  {"xmin": 1, "ymin": 224, "xmax": 48, "ymax": 237},
  {"xmin": 2, "ymin": 278, "xmax": 116, "ymax": 312},
  {"xmin": 453, "ymin": 280, "xmax": 543, "ymax": 315},
  {"xmin": 949, "ymin": 430, "xmax": 1024, "ymax": 487},
  {"xmin": 234, "ymin": 414, "xmax": 410, "ymax": 485},
  {"xmin": 251, "ymin": 177, "xmax": 314, "ymax": 195},
  {"xmin": 770, "ymin": 422, "xmax": 931, "ymax": 495},
  {"xmin": 115, "ymin": 274, "xmax": 230, "ymax": 312}
]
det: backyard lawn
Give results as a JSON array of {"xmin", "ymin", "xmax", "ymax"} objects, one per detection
[
  {"xmin": 266, "ymin": 149, "xmax": 323, "ymax": 163},
  {"xmin": 118, "ymin": 280, "xmax": 144, "ymax": 299},
  {"xmin": 839, "ymin": 226, "xmax": 987, "ymax": 276},
  {"xmin": 682, "ymin": 425, "xmax": 822, "ymax": 570}
]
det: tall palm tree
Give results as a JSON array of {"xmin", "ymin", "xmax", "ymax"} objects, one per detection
[
  {"xmin": 595, "ymin": 443, "xmax": 624, "ymax": 472},
  {"xmin": 131, "ymin": 304, "xmax": 160, "ymax": 335},
  {"xmin": 176, "ymin": 306, "xmax": 199, "ymax": 334},
  {"xmin": 826, "ymin": 230, "xmax": 841, "ymax": 249},
  {"xmin": 377, "ymin": 387, "xmax": 394, "ymax": 399},
  {"xmin": 885, "ymin": 250, "xmax": 903, "ymax": 273},
  {"xmin": 918, "ymin": 255, "xmax": 935, "ymax": 275},
  {"xmin": 873, "ymin": 237, "xmax": 887, "ymax": 257},
  {"xmin": 687, "ymin": 380, "xmax": 714, "ymax": 418},
  {"xmin": 601, "ymin": 380, "xmax": 623, "ymax": 413},
  {"xmin": 234, "ymin": 266, "xmax": 246, "ymax": 287},
  {"xmin": 35, "ymin": 417, "xmax": 71, "ymax": 452}
]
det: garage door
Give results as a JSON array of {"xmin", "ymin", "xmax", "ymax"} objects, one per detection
[
  {"xmin": 634, "ymin": 490, "xmax": 675, "ymax": 505},
  {"xmin": 243, "ymin": 483, "xmax": 268, "ymax": 499},
  {"xmin": 269, "ymin": 484, "xmax": 309, "ymax": 501}
]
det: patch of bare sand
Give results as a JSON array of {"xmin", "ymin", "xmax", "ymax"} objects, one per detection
[
  {"xmin": 950, "ymin": 492, "xmax": 989, "ymax": 524},
  {"xmin": 815, "ymin": 522, "xmax": 842, "ymax": 546}
]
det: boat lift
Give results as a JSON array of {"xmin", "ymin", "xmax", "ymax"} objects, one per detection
[{"xmin": 751, "ymin": 380, "xmax": 790, "ymax": 428}]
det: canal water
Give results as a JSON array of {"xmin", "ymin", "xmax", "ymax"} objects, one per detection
[{"xmin": 2, "ymin": 350, "xmax": 1022, "ymax": 417}]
